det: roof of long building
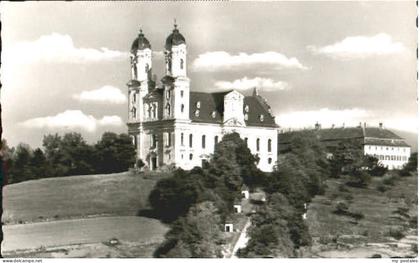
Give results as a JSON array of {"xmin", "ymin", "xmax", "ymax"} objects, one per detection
[{"xmin": 278, "ymin": 126, "xmax": 409, "ymax": 148}]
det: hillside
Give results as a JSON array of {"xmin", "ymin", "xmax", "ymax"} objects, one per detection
[
  {"xmin": 2, "ymin": 171, "xmax": 171, "ymax": 258},
  {"xmin": 2, "ymin": 171, "xmax": 165, "ymax": 224},
  {"xmin": 305, "ymin": 173, "xmax": 418, "ymax": 258}
]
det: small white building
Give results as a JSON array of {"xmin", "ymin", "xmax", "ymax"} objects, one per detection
[
  {"xmin": 224, "ymin": 223, "xmax": 234, "ymax": 233},
  {"xmin": 234, "ymin": 204, "xmax": 242, "ymax": 214}
]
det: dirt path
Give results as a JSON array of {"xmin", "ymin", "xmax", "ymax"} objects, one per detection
[
  {"xmin": 230, "ymin": 218, "xmax": 251, "ymax": 258},
  {"xmin": 2, "ymin": 216, "xmax": 169, "ymax": 252}
]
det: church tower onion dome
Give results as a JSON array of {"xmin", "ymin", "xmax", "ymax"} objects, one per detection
[
  {"xmin": 131, "ymin": 29, "xmax": 151, "ymax": 53},
  {"xmin": 165, "ymin": 23, "xmax": 186, "ymax": 50}
]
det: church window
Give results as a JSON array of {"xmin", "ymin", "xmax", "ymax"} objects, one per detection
[
  {"xmin": 245, "ymin": 105, "xmax": 249, "ymax": 113},
  {"xmin": 181, "ymin": 104, "xmax": 185, "ymax": 113},
  {"xmin": 131, "ymin": 107, "xmax": 137, "ymax": 119},
  {"xmin": 152, "ymin": 134, "xmax": 157, "ymax": 148},
  {"xmin": 181, "ymin": 133, "xmax": 184, "ymax": 146},
  {"xmin": 202, "ymin": 135, "xmax": 206, "ymax": 149},
  {"xmin": 196, "ymin": 101, "xmax": 201, "ymax": 109},
  {"xmin": 268, "ymin": 139, "xmax": 272, "ymax": 152},
  {"xmin": 148, "ymin": 105, "xmax": 152, "ymax": 119},
  {"xmin": 145, "ymin": 63, "xmax": 149, "ymax": 73},
  {"xmin": 244, "ymin": 137, "xmax": 248, "ymax": 146},
  {"xmin": 166, "ymin": 132, "xmax": 172, "ymax": 147},
  {"xmin": 189, "ymin": 134, "xmax": 193, "ymax": 148},
  {"xmin": 212, "ymin": 111, "xmax": 216, "ymax": 118},
  {"xmin": 166, "ymin": 103, "xmax": 171, "ymax": 116},
  {"xmin": 256, "ymin": 138, "xmax": 260, "ymax": 152},
  {"xmin": 133, "ymin": 93, "xmax": 137, "ymax": 103},
  {"xmin": 152, "ymin": 104, "xmax": 157, "ymax": 119},
  {"xmin": 268, "ymin": 158, "xmax": 272, "ymax": 164},
  {"xmin": 189, "ymin": 153, "xmax": 193, "ymax": 160},
  {"xmin": 244, "ymin": 114, "xmax": 248, "ymax": 121},
  {"xmin": 180, "ymin": 59, "xmax": 184, "ymax": 70},
  {"xmin": 181, "ymin": 90, "xmax": 184, "ymax": 98},
  {"xmin": 166, "ymin": 90, "xmax": 170, "ymax": 99},
  {"xmin": 259, "ymin": 114, "xmax": 264, "ymax": 122},
  {"xmin": 195, "ymin": 110, "xmax": 200, "ymax": 117}
]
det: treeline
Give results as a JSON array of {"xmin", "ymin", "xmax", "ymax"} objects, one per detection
[{"xmin": 1, "ymin": 132, "xmax": 136, "ymax": 184}]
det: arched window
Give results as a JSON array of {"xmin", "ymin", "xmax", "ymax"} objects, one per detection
[
  {"xmin": 131, "ymin": 107, "xmax": 137, "ymax": 119},
  {"xmin": 244, "ymin": 137, "xmax": 248, "ymax": 146},
  {"xmin": 195, "ymin": 110, "xmax": 200, "ymax": 117},
  {"xmin": 166, "ymin": 103, "xmax": 171, "ymax": 116},
  {"xmin": 189, "ymin": 153, "xmax": 193, "ymax": 160},
  {"xmin": 268, "ymin": 139, "xmax": 272, "ymax": 152},
  {"xmin": 145, "ymin": 63, "xmax": 149, "ymax": 73},
  {"xmin": 180, "ymin": 59, "xmax": 184, "ymax": 70},
  {"xmin": 256, "ymin": 138, "xmax": 260, "ymax": 152},
  {"xmin": 147, "ymin": 105, "xmax": 152, "ymax": 119},
  {"xmin": 133, "ymin": 93, "xmax": 137, "ymax": 103},
  {"xmin": 189, "ymin": 134, "xmax": 193, "ymax": 148},
  {"xmin": 181, "ymin": 104, "xmax": 185, "ymax": 113},
  {"xmin": 152, "ymin": 104, "xmax": 157, "ymax": 119},
  {"xmin": 202, "ymin": 135, "xmax": 206, "ymax": 149},
  {"xmin": 181, "ymin": 133, "xmax": 184, "ymax": 146},
  {"xmin": 268, "ymin": 158, "xmax": 272, "ymax": 164},
  {"xmin": 196, "ymin": 101, "xmax": 201, "ymax": 109}
]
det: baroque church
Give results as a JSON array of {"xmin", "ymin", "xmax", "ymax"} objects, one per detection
[{"xmin": 127, "ymin": 23, "xmax": 278, "ymax": 172}]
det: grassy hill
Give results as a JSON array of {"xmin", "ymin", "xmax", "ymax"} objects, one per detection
[
  {"xmin": 306, "ymin": 173, "xmax": 418, "ymax": 258},
  {"xmin": 2, "ymin": 171, "xmax": 168, "ymax": 225}
]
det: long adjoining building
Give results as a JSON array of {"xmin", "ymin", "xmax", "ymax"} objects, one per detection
[
  {"xmin": 126, "ymin": 24, "xmax": 278, "ymax": 172},
  {"xmin": 278, "ymin": 123, "xmax": 411, "ymax": 170}
]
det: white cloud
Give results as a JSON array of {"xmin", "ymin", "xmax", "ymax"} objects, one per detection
[
  {"xmin": 20, "ymin": 110, "xmax": 123, "ymax": 132},
  {"xmin": 192, "ymin": 51, "xmax": 306, "ymax": 71},
  {"xmin": 380, "ymin": 118, "xmax": 418, "ymax": 134},
  {"xmin": 214, "ymin": 77, "xmax": 289, "ymax": 91},
  {"xmin": 3, "ymin": 33, "xmax": 129, "ymax": 65},
  {"xmin": 276, "ymin": 108, "xmax": 369, "ymax": 130},
  {"xmin": 73, "ymin": 85, "xmax": 127, "ymax": 104},
  {"xmin": 308, "ymin": 33, "xmax": 405, "ymax": 60},
  {"xmin": 98, "ymin": 116, "xmax": 124, "ymax": 126}
]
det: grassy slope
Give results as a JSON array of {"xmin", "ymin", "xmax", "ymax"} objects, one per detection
[
  {"xmin": 306, "ymin": 173, "xmax": 417, "ymax": 256},
  {"xmin": 2, "ymin": 171, "xmax": 165, "ymax": 225}
]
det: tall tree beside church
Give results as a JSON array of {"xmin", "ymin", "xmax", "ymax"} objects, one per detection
[{"xmin": 94, "ymin": 132, "xmax": 136, "ymax": 173}]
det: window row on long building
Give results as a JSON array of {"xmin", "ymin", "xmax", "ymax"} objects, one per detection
[
  {"xmin": 148, "ymin": 132, "xmax": 273, "ymax": 153},
  {"xmin": 371, "ymin": 154, "xmax": 409, "ymax": 161}
]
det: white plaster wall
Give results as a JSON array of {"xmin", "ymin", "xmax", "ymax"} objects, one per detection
[
  {"xmin": 135, "ymin": 48, "xmax": 152, "ymax": 81},
  {"xmin": 169, "ymin": 44, "xmax": 187, "ymax": 77},
  {"xmin": 171, "ymin": 122, "xmax": 277, "ymax": 172},
  {"xmin": 364, "ymin": 144, "xmax": 411, "ymax": 169}
]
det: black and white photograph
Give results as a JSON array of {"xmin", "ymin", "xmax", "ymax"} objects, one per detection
[{"xmin": 0, "ymin": 1, "xmax": 418, "ymax": 259}]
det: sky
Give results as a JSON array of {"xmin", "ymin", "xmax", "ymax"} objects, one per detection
[{"xmin": 1, "ymin": 1, "xmax": 417, "ymax": 148}]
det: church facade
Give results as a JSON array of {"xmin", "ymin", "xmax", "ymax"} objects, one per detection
[{"xmin": 126, "ymin": 24, "xmax": 278, "ymax": 172}]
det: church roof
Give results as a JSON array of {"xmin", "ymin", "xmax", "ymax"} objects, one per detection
[
  {"xmin": 131, "ymin": 29, "xmax": 151, "ymax": 53},
  {"xmin": 165, "ymin": 25, "xmax": 186, "ymax": 50},
  {"xmin": 189, "ymin": 91, "xmax": 277, "ymax": 128}
]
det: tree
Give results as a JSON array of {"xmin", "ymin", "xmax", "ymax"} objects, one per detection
[
  {"xmin": 29, "ymin": 148, "xmax": 49, "ymax": 179},
  {"xmin": 8, "ymin": 144, "xmax": 33, "ymax": 183},
  {"xmin": 94, "ymin": 132, "xmax": 136, "ymax": 173},
  {"xmin": 149, "ymin": 169, "xmax": 202, "ymax": 222},
  {"xmin": 156, "ymin": 202, "xmax": 223, "ymax": 258}
]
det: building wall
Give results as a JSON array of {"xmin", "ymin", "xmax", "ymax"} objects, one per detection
[
  {"xmin": 364, "ymin": 144, "xmax": 411, "ymax": 169},
  {"xmin": 139, "ymin": 121, "xmax": 277, "ymax": 172}
]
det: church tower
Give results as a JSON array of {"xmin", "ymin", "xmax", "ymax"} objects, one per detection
[
  {"xmin": 127, "ymin": 28, "xmax": 153, "ymax": 160},
  {"xmin": 162, "ymin": 22, "xmax": 190, "ymax": 121}
]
